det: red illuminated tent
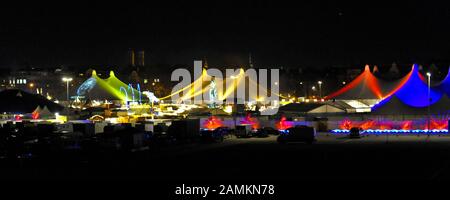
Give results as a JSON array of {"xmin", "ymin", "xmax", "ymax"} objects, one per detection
[
  {"xmin": 325, "ymin": 65, "xmax": 386, "ymax": 100},
  {"xmin": 325, "ymin": 65, "xmax": 412, "ymax": 100}
]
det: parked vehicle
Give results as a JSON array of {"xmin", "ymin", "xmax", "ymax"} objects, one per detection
[
  {"xmin": 277, "ymin": 126, "xmax": 316, "ymax": 144},
  {"xmin": 167, "ymin": 119, "xmax": 200, "ymax": 142},
  {"xmin": 253, "ymin": 128, "xmax": 270, "ymax": 138},
  {"xmin": 214, "ymin": 127, "xmax": 233, "ymax": 138},
  {"xmin": 200, "ymin": 127, "xmax": 231, "ymax": 142},
  {"xmin": 261, "ymin": 127, "xmax": 280, "ymax": 136},
  {"xmin": 235, "ymin": 124, "xmax": 254, "ymax": 138},
  {"xmin": 349, "ymin": 127, "xmax": 362, "ymax": 139}
]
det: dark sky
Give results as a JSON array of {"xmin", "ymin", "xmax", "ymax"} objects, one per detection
[{"xmin": 1, "ymin": 1, "xmax": 450, "ymax": 69}]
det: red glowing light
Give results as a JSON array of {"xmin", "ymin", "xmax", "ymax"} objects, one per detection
[
  {"xmin": 276, "ymin": 116, "xmax": 294, "ymax": 130},
  {"xmin": 32, "ymin": 112, "xmax": 40, "ymax": 120},
  {"xmin": 339, "ymin": 119, "xmax": 353, "ymax": 130},
  {"xmin": 428, "ymin": 118, "xmax": 448, "ymax": 130},
  {"xmin": 382, "ymin": 66, "xmax": 414, "ymax": 99},
  {"xmin": 203, "ymin": 116, "xmax": 223, "ymax": 130},
  {"xmin": 378, "ymin": 125, "xmax": 391, "ymax": 130},
  {"xmin": 240, "ymin": 114, "xmax": 260, "ymax": 129},
  {"xmin": 359, "ymin": 120, "xmax": 376, "ymax": 130},
  {"xmin": 15, "ymin": 115, "xmax": 22, "ymax": 121},
  {"xmin": 339, "ymin": 119, "xmax": 392, "ymax": 130},
  {"xmin": 326, "ymin": 65, "xmax": 384, "ymax": 100},
  {"xmin": 378, "ymin": 121, "xmax": 393, "ymax": 130},
  {"xmin": 337, "ymin": 117, "xmax": 448, "ymax": 131},
  {"xmin": 326, "ymin": 64, "xmax": 429, "ymax": 102},
  {"xmin": 401, "ymin": 121, "xmax": 412, "ymax": 130},
  {"xmin": 418, "ymin": 73, "xmax": 426, "ymax": 82},
  {"xmin": 338, "ymin": 118, "xmax": 449, "ymax": 131}
]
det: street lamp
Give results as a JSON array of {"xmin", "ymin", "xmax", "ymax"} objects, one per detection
[
  {"xmin": 62, "ymin": 77, "xmax": 73, "ymax": 102},
  {"xmin": 299, "ymin": 82, "xmax": 307, "ymax": 97},
  {"xmin": 318, "ymin": 81, "xmax": 323, "ymax": 99},
  {"xmin": 426, "ymin": 72, "xmax": 431, "ymax": 133},
  {"xmin": 311, "ymin": 86, "xmax": 316, "ymax": 98}
]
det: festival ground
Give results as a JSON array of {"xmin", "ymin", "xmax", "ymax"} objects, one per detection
[{"xmin": 3, "ymin": 133, "xmax": 450, "ymax": 181}]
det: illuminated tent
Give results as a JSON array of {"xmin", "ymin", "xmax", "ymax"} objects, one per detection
[
  {"xmin": 77, "ymin": 70, "xmax": 143, "ymax": 102},
  {"xmin": 326, "ymin": 64, "xmax": 445, "ymax": 108},
  {"xmin": 32, "ymin": 105, "xmax": 54, "ymax": 118},
  {"xmin": 371, "ymin": 94, "xmax": 450, "ymax": 115},
  {"xmin": 435, "ymin": 67, "xmax": 450, "ymax": 96},
  {"xmin": 160, "ymin": 68, "xmax": 246, "ymax": 103},
  {"xmin": 0, "ymin": 89, "xmax": 64, "ymax": 114},
  {"xmin": 77, "ymin": 76, "xmax": 116, "ymax": 100},
  {"xmin": 159, "ymin": 67, "xmax": 267, "ymax": 104},
  {"xmin": 386, "ymin": 64, "xmax": 443, "ymax": 107},
  {"xmin": 325, "ymin": 65, "xmax": 396, "ymax": 100},
  {"xmin": 278, "ymin": 103, "xmax": 345, "ymax": 116},
  {"xmin": 184, "ymin": 107, "xmax": 230, "ymax": 116}
]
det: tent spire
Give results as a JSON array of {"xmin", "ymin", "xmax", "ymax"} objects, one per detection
[{"xmin": 373, "ymin": 65, "xmax": 379, "ymax": 74}]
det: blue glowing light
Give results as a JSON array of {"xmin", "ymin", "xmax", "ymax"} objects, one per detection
[
  {"xmin": 77, "ymin": 77, "xmax": 97, "ymax": 96},
  {"xmin": 436, "ymin": 67, "xmax": 450, "ymax": 96},
  {"xmin": 119, "ymin": 87, "xmax": 129, "ymax": 102},
  {"xmin": 394, "ymin": 64, "xmax": 443, "ymax": 107},
  {"xmin": 128, "ymin": 84, "xmax": 136, "ymax": 102},
  {"xmin": 331, "ymin": 128, "xmax": 448, "ymax": 135},
  {"xmin": 137, "ymin": 83, "xmax": 142, "ymax": 103}
]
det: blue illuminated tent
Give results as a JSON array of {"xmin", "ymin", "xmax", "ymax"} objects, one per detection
[
  {"xmin": 435, "ymin": 67, "xmax": 450, "ymax": 96},
  {"xmin": 387, "ymin": 64, "xmax": 443, "ymax": 107},
  {"xmin": 371, "ymin": 94, "xmax": 450, "ymax": 115}
]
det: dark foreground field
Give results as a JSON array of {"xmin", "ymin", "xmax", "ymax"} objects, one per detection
[{"xmin": 3, "ymin": 133, "xmax": 450, "ymax": 181}]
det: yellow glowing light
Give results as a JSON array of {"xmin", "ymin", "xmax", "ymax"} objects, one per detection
[
  {"xmin": 87, "ymin": 70, "xmax": 141, "ymax": 102},
  {"xmin": 62, "ymin": 77, "xmax": 73, "ymax": 82},
  {"xmin": 223, "ymin": 105, "xmax": 233, "ymax": 114}
]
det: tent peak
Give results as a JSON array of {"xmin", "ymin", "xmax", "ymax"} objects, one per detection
[
  {"xmin": 412, "ymin": 64, "xmax": 420, "ymax": 72},
  {"xmin": 373, "ymin": 65, "xmax": 379, "ymax": 73}
]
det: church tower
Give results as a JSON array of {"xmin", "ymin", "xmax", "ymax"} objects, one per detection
[
  {"xmin": 203, "ymin": 57, "xmax": 209, "ymax": 70},
  {"xmin": 249, "ymin": 53, "xmax": 254, "ymax": 68}
]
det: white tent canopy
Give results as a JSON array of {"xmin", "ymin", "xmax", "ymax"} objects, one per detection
[{"xmin": 32, "ymin": 105, "xmax": 54, "ymax": 118}]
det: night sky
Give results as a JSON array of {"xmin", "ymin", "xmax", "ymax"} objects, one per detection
[{"xmin": 1, "ymin": 1, "xmax": 450, "ymax": 69}]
